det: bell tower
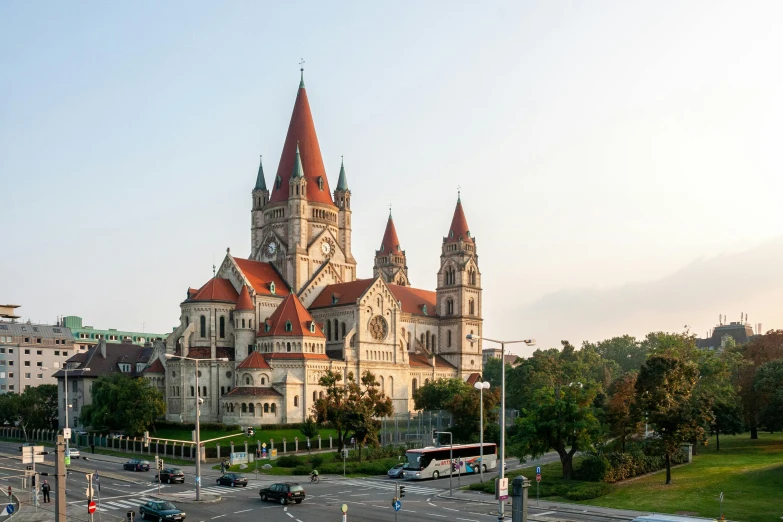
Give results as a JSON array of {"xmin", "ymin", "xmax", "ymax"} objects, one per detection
[{"xmin": 436, "ymin": 194, "xmax": 482, "ymax": 375}]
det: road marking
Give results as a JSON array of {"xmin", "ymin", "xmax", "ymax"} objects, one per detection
[
  {"xmin": 286, "ymin": 514, "xmax": 294, "ymax": 519},
  {"xmin": 350, "ymin": 493, "xmax": 370, "ymax": 496},
  {"xmin": 456, "ymin": 519, "xmax": 479, "ymax": 522},
  {"xmin": 211, "ymin": 516, "xmax": 226, "ymax": 519},
  {"xmin": 536, "ymin": 511, "xmax": 556, "ymax": 516},
  {"xmin": 337, "ymin": 490, "xmax": 350, "ymax": 494},
  {"xmin": 233, "ymin": 510, "xmax": 252, "ymax": 514},
  {"xmin": 427, "ymin": 514, "xmax": 447, "ymax": 518},
  {"xmin": 426, "ymin": 497, "xmax": 431, "ymax": 501},
  {"xmin": 428, "ymin": 502, "xmax": 437, "ymax": 506},
  {"xmin": 443, "ymin": 507, "xmax": 459, "ymax": 512}
]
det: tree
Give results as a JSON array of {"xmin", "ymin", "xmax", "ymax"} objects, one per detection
[
  {"xmin": 710, "ymin": 399, "xmax": 744, "ymax": 451},
  {"xmin": 312, "ymin": 369, "xmax": 393, "ymax": 458},
  {"xmin": 754, "ymin": 359, "xmax": 783, "ymax": 433},
  {"xmin": 734, "ymin": 330, "xmax": 783, "ymax": 439},
  {"xmin": 694, "ymin": 348, "xmax": 743, "ymax": 454},
  {"xmin": 588, "ymin": 335, "xmax": 648, "ymax": 375},
  {"xmin": 634, "ymin": 349, "xmax": 711, "ymax": 485},
  {"xmin": 0, "ymin": 386, "xmax": 60, "ymax": 439},
  {"xmin": 413, "ymin": 378, "xmax": 500, "ymax": 442},
  {"xmin": 81, "ymin": 374, "xmax": 165, "ymax": 435},
  {"xmin": 509, "ymin": 342, "xmax": 603, "ymax": 480},
  {"xmin": 299, "ymin": 417, "xmax": 320, "ymax": 439},
  {"xmin": 606, "ymin": 372, "xmax": 641, "ymax": 452}
]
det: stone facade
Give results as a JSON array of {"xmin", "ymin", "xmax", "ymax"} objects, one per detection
[{"xmin": 154, "ymin": 74, "xmax": 484, "ymax": 426}]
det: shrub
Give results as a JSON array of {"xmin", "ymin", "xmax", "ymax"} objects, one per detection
[
  {"xmin": 276, "ymin": 455, "xmax": 302, "ymax": 468},
  {"xmin": 310, "ymin": 455, "xmax": 324, "ymax": 468},
  {"xmin": 292, "ymin": 464, "xmax": 313, "ymax": 475},
  {"xmin": 577, "ymin": 442, "xmax": 688, "ymax": 483},
  {"xmin": 563, "ymin": 482, "xmax": 611, "ymax": 500}
]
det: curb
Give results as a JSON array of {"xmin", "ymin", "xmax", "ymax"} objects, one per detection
[{"xmin": 150, "ymin": 494, "xmax": 222, "ymax": 504}]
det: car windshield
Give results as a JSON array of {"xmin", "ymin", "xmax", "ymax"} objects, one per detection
[
  {"xmin": 290, "ymin": 485, "xmax": 304, "ymax": 492},
  {"xmin": 158, "ymin": 502, "xmax": 177, "ymax": 510},
  {"xmin": 171, "ymin": 469, "xmax": 183, "ymax": 474},
  {"xmin": 234, "ymin": 475, "xmax": 246, "ymax": 479},
  {"xmin": 393, "ymin": 464, "xmax": 403, "ymax": 469}
]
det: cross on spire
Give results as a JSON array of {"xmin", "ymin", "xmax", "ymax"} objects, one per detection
[
  {"xmin": 457, "ymin": 185, "xmax": 462, "ymax": 202},
  {"xmin": 389, "ymin": 203, "xmax": 393, "ymax": 219},
  {"xmin": 299, "ymin": 58, "xmax": 305, "ymax": 88}
]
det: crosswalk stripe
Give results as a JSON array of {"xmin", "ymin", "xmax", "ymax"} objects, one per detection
[{"xmin": 342, "ymin": 479, "xmax": 442, "ymax": 495}]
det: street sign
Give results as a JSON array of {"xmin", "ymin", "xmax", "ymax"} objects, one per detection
[
  {"xmin": 536, "ymin": 473, "xmax": 541, "ymax": 482},
  {"xmin": 6, "ymin": 504, "xmax": 13, "ymax": 515},
  {"xmin": 536, "ymin": 466, "xmax": 541, "ymax": 474},
  {"xmin": 393, "ymin": 500, "xmax": 401, "ymax": 511},
  {"xmin": 719, "ymin": 492, "xmax": 724, "ymax": 502},
  {"xmin": 496, "ymin": 477, "xmax": 509, "ymax": 500},
  {"xmin": 63, "ymin": 428, "xmax": 72, "ymax": 439},
  {"xmin": 88, "ymin": 501, "xmax": 97, "ymax": 514},
  {"xmin": 262, "ymin": 443, "xmax": 267, "ymax": 448},
  {"xmin": 85, "ymin": 487, "xmax": 94, "ymax": 498}
]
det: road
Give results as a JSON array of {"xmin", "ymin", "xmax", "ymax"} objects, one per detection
[{"xmin": 0, "ymin": 441, "xmax": 633, "ymax": 522}]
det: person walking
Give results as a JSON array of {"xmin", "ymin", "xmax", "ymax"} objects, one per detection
[{"xmin": 41, "ymin": 481, "xmax": 50, "ymax": 503}]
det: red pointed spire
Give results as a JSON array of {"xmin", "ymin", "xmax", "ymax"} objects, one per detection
[
  {"xmin": 445, "ymin": 196, "xmax": 473, "ymax": 243},
  {"xmin": 380, "ymin": 211, "xmax": 402, "ymax": 254},
  {"xmin": 268, "ymin": 79, "xmax": 334, "ymax": 206},
  {"xmin": 235, "ymin": 285, "xmax": 254, "ymax": 311}
]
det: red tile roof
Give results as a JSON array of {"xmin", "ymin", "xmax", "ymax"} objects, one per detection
[
  {"xmin": 224, "ymin": 387, "xmax": 282, "ymax": 398},
  {"xmin": 264, "ymin": 352, "xmax": 330, "ymax": 360},
  {"xmin": 268, "ymin": 84, "xmax": 335, "ymax": 207},
  {"xmin": 233, "ymin": 257, "xmax": 290, "ymax": 296},
  {"xmin": 379, "ymin": 214, "xmax": 402, "ymax": 254},
  {"xmin": 185, "ymin": 347, "xmax": 211, "ymax": 359},
  {"xmin": 465, "ymin": 372, "xmax": 481, "ymax": 386},
  {"xmin": 445, "ymin": 198, "xmax": 473, "ymax": 244},
  {"xmin": 309, "ymin": 279, "xmax": 374, "ymax": 309},
  {"xmin": 408, "ymin": 353, "xmax": 456, "ymax": 369},
  {"xmin": 388, "ymin": 285, "xmax": 438, "ymax": 316},
  {"xmin": 258, "ymin": 293, "xmax": 324, "ymax": 338},
  {"xmin": 237, "ymin": 351, "xmax": 271, "ymax": 370},
  {"xmin": 235, "ymin": 285, "xmax": 254, "ymax": 311},
  {"xmin": 143, "ymin": 358, "xmax": 165, "ymax": 374},
  {"xmin": 188, "ymin": 278, "xmax": 239, "ymax": 303}
]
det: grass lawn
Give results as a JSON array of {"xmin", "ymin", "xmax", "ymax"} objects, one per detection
[
  {"xmin": 577, "ymin": 433, "xmax": 783, "ymax": 522},
  {"xmin": 149, "ymin": 426, "xmax": 338, "ymax": 450}
]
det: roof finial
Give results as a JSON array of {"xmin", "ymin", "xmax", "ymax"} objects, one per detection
[
  {"xmin": 212, "ymin": 263, "xmax": 216, "ymax": 277},
  {"xmin": 389, "ymin": 203, "xmax": 393, "ymax": 219},
  {"xmin": 457, "ymin": 185, "xmax": 462, "ymax": 203},
  {"xmin": 299, "ymin": 58, "xmax": 305, "ymax": 88}
]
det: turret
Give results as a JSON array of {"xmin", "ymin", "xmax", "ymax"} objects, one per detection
[
  {"xmin": 234, "ymin": 285, "xmax": 256, "ymax": 362},
  {"xmin": 334, "ymin": 157, "xmax": 355, "ymax": 266},
  {"xmin": 287, "ymin": 143, "xmax": 309, "ymax": 289},
  {"xmin": 251, "ymin": 156, "xmax": 269, "ymax": 255},
  {"xmin": 373, "ymin": 209, "xmax": 409, "ymax": 286}
]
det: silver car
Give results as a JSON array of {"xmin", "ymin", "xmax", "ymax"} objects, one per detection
[{"xmin": 387, "ymin": 463, "xmax": 405, "ymax": 478}]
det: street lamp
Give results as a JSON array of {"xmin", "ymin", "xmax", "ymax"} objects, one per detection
[
  {"xmin": 473, "ymin": 380, "xmax": 490, "ymax": 483},
  {"xmin": 60, "ymin": 365, "xmax": 90, "ymax": 454},
  {"xmin": 466, "ymin": 334, "xmax": 535, "ymax": 522},
  {"xmin": 166, "ymin": 354, "xmax": 229, "ymax": 501}
]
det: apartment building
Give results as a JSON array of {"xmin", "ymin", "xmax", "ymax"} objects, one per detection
[{"xmin": 0, "ymin": 320, "xmax": 75, "ymax": 393}]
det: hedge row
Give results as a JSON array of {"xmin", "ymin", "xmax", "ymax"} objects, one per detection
[{"xmin": 578, "ymin": 445, "xmax": 687, "ymax": 483}]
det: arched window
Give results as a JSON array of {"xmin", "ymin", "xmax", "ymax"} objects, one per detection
[
  {"xmin": 341, "ymin": 322, "xmax": 346, "ymax": 339},
  {"xmin": 333, "ymin": 319, "xmax": 338, "ymax": 339},
  {"xmin": 200, "ymin": 316, "xmax": 206, "ymax": 338},
  {"xmin": 446, "ymin": 299, "xmax": 454, "ymax": 315},
  {"xmin": 447, "ymin": 330, "xmax": 452, "ymax": 347},
  {"xmin": 241, "ymin": 403, "xmax": 247, "ymax": 413},
  {"xmin": 319, "ymin": 391, "xmax": 324, "ymax": 399},
  {"xmin": 261, "ymin": 377, "xmax": 266, "ymax": 385},
  {"xmin": 389, "ymin": 376, "xmax": 394, "ymax": 396},
  {"xmin": 425, "ymin": 333, "xmax": 430, "ymax": 350},
  {"xmin": 313, "ymin": 391, "xmax": 317, "ymax": 401},
  {"xmin": 317, "ymin": 177, "xmax": 324, "ymax": 190},
  {"xmin": 219, "ymin": 316, "xmax": 225, "ymax": 338},
  {"xmin": 469, "ymin": 299, "xmax": 475, "ymax": 315},
  {"xmin": 275, "ymin": 175, "xmax": 281, "ymax": 190},
  {"xmin": 249, "ymin": 403, "xmax": 255, "ymax": 413},
  {"xmin": 412, "ymin": 379, "xmax": 418, "ymax": 394},
  {"xmin": 285, "ymin": 320, "xmax": 292, "ymax": 332},
  {"xmin": 245, "ymin": 375, "xmax": 251, "ymax": 385},
  {"xmin": 469, "ymin": 269, "xmax": 477, "ymax": 285},
  {"xmin": 190, "ymin": 386, "xmax": 195, "ymax": 397},
  {"xmin": 221, "ymin": 386, "xmax": 225, "ymax": 395},
  {"xmin": 242, "ymin": 318, "xmax": 245, "ymax": 328},
  {"xmin": 326, "ymin": 320, "xmax": 331, "ymax": 341},
  {"xmin": 264, "ymin": 403, "xmax": 269, "ymax": 413},
  {"xmin": 380, "ymin": 376, "xmax": 385, "ymax": 394},
  {"xmin": 185, "ymin": 316, "xmax": 189, "ymax": 327},
  {"xmin": 202, "ymin": 386, "xmax": 207, "ymax": 396},
  {"xmin": 432, "ymin": 334, "xmax": 436, "ymax": 349},
  {"xmin": 271, "ymin": 404, "xmax": 276, "ymax": 414},
  {"xmin": 287, "ymin": 342, "xmax": 291, "ymax": 352},
  {"xmin": 294, "ymin": 395, "xmax": 299, "ymax": 407}
]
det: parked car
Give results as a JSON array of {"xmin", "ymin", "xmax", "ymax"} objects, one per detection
[
  {"xmin": 216, "ymin": 473, "xmax": 247, "ymax": 487},
  {"xmin": 259, "ymin": 482, "xmax": 306, "ymax": 505},
  {"xmin": 138, "ymin": 500, "xmax": 186, "ymax": 521},
  {"xmin": 387, "ymin": 463, "xmax": 405, "ymax": 478},
  {"xmin": 68, "ymin": 448, "xmax": 81, "ymax": 459},
  {"xmin": 123, "ymin": 459, "xmax": 151, "ymax": 472},
  {"xmin": 157, "ymin": 468, "xmax": 185, "ymax": 484}
]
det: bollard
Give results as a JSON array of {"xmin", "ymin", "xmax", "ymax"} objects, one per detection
[{"xmin": 511, "ymin": 475, "xmax": 530, "ymax": 522}]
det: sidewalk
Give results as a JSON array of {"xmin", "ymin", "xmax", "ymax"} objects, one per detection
[{"xmin": 439, "ymin": 487, "xmax": 646, "ymax": 521}]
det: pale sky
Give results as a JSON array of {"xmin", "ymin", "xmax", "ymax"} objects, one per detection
[{"xmin": 2, "ymin": 1, "xmax": 782, "ymax": 356}]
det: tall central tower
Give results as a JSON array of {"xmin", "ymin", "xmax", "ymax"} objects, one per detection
[{"xmin": 250, "ymin": 72, "xmax": 357, "ymax": 291}]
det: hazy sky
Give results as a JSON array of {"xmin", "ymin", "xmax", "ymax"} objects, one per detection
[{"xmin": 2, "ymin": 1, "xmax": 782, "ymax": 357}]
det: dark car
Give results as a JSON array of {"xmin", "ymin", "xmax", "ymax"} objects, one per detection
[
  {"xmin": 138, "ymin": 500, "xmax": 186, "ymax": 521},
  {"xmin": 157, "ymin": 468, "xmax": 185, "ymax": 484},
  {"xmin": 123, "ymin": 459, "xmax": 151, "ymax": 472},
  {"xmin": 259, "ymin": 482, "xmax": 306, "ymax": 505},
  {"xmin": 216, "ymin": 473, "xmax": 247, "ymax": 487}
]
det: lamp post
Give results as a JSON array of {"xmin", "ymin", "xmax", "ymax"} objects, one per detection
[
  {"xmin": 466, "ymin": 334, "xmax": 535, "ymax": 522},
  {"xmin": 61, "ymin": 365, "xmax": 90, "ymax": 454},
  {"xmin": 166, "ymin": 354, "xmax": 228, "ymax": 501},
  {"xmin": 473, "ymin": 380, "xmax": 490, "ymax": 483}
]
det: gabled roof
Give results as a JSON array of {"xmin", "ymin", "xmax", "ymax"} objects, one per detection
[
  {"xmin": 224, "ymin": 387, "xmax": 282, "ymax": 398},
  {"xmin": 268, "ymin": 79, "xmax": 334, "ymax": 206},
  {"xmin": 143, "ymin": 358, "xmax": 165, "ymax": 374},
  {"xmin": 264, "ymin": 352, "xmax": 330, "ymax": 360},
  {"xmin": 233, "ymin": 257, "xmax": 290, "ymax": 296},
  {"xmin": 465, "ymin": 372, "xmax": 481, "ymax": 386},
  {"xmin": 258, "ymin": 293, "xmax": 324, "ymax": 338},
  {"xmin": 378, "ymin": 212, "xmax": 402, "ymax": 254},
  {"xmin": 237, "ymin": 350, "xmax": 271, "ymax": 370},
  {"xmin": 54, "ymin": 341, "xmax": 151, "ymax": 379},
  {"xmin": 408, "ymin": 353, "xmax": 456, "ymax": 369},
  {"xmin": 235, "ymin": 285, "xmax": 254, "ymax": 311},
  {"xmin": 388, "ymin": 284, "xmax": 437, "ymax": 317},
  {"xmin": 309, "ymin": 279, "xmax": 375, "ymax": 309},
  {"xmin": 445, "ymin": 196, "xmax": 473, "ymax": 244},
  {"xmin": 188, "ymin": 278, "xmax": 239, "ymax": 303}
]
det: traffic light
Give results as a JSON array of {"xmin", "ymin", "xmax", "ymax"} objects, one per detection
[
  {"xmin": 452, "ymin": 462, "xmax": 458, "ymax": 472},
  {"xmin": 431, "ymin": 429, "xmax": 437, "ymax": 445},
  {"xmin": 398, "ymin": 484, "xmax": 406, "ymax": 498}
]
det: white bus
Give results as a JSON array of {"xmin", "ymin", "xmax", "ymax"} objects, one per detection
[{"xmin": 402, "ymin": 443, "xmax": 498, "ymax": 480}]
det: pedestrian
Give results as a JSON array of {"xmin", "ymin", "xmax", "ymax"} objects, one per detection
[
  {"xmin": 41, "ymin": 481, "xmax": 50, "ymax": 503},
  {"xmin": 256, "ymin": 448, "xmax": 260, "ymax": 459},
  {"xmin": 220, "ymin": 460, "xmax": 226, "ymax": 475},
  {"xmin": 91, "ymin": 443, "xmax": 95, "ymax": 454}
]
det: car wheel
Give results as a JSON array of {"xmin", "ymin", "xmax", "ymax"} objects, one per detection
[
  {"xmin": 167, "ymin": 478, "xmax": 171, "ymax": 484},
  {"xmin": 280, "ymin": 496, "xmax": 287, "ymax": 505},
  {"xmin": 295, "ymin": 500, "xmax": 302, "ymax": 504},
  {"xmin": 432, "ymin": 470, "xmax": 439, "ymax": 479},
  {"xmin": 261, "ymin": 493, "xmax": 268, "ymax": 501},
  {"xmin": 231, "ymin": 482, "xmax": 235, "ymax": 488}
]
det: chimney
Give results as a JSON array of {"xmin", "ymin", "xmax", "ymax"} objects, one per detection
[{"xmin": 100, "ymin": 339, "xmax": 107, "ymax": 358}]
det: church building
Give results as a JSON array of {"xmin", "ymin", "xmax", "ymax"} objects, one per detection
[{"xmin": 155, "ymin": 72, "xmax": 484, "ymax": 425}]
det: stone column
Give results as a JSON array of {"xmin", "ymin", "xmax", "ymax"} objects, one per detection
[
  {"xmin": 318, "ymin": 435, "xmax": 322, "ymax": 450},
  {"xmin": 283, "ymin": 438, "xmax": 286, "ymax": 453},
  {"xmin": 295, "ymin": 437, "xmax": 299, "ymax": 452},
  {"xmin": 329, "ymin": 435, "xmax": 332, "ymax": 449}
]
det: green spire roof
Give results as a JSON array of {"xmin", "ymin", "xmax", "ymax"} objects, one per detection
[
  {"xmin": 291, "ymin": 143, "xmax": 305, "ymax": 179},
  {"xmin": 336, "ymin": 156, "xmax": 349, "ymax": 191},
  {"xmin": 254, "ymin": 155, "xmax": 267, "ymax": 191}
]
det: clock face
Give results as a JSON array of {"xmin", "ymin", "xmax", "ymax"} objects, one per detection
[
  {"xmin": 267, "ymin": 241, "xmax": 277, "ymax": 255},
  {"xmin": 321, "ymin": 241, "xmax": 331, "ymax": 255}
]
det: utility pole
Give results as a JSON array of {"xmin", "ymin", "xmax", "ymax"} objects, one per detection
[{"xmin": 55, "ymin": 435, "xmax": 66, "ymax": 522}]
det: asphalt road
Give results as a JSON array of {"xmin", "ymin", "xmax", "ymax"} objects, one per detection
[{"xmin": 0, "ymin": 441, "xmax": 631, "ymax": 522}]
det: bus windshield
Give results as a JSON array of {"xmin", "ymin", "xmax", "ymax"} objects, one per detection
[{"xmin": 405, "ymin": 451, "xmax": 423, "ymax": 470}]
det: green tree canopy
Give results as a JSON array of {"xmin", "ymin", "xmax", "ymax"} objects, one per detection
[
  {"xmin": 754, "ymin": 358, "xmax": 783, "ymax": 433},
  {"xmin": 0, "ymin": 385, "xmax": 59, "ymax": 438},
  {"xmin": 81, "ymin": 374, "xmax": 165, "ymax": 435},
  {"xmin": 733, "ymin": 330, "xmax": 783, "ymax": 439}
]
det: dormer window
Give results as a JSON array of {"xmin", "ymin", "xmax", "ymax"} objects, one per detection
[
  {"xmin": 466, "ymin": 231, "xmax": 471, "ymax": 238},
  {"xmin": 264, "ymin": 322, "xmax": 271, "ymax": 333},
  {"xmin": 270, "ymin": 282, "xmax": 276, "ymax": 294},
  {"xmin": 285, "ymin": 321, "xmax": 292, "ymax": 332},
  {"xmin": 118, "ymin": 363, "xmax": 131, "ymax": 373},
  {"xmin": 309, "ymin": 322, "xmax": 316, "ymax": 333},
  {"xmin": 317, "ymin": 176, "xmax": 324, "ymax": 191},
  {"xmin": 275, "ymin": 175, "xmax": 281, "ymax": 190},
  {"xmin": 422, "ymin": 305, "xmax": 428, "ymax": 316},
  {"xmin": 331, "ymin": 294, "xmax": 339, "ymax": 305},
  {"xmin": 449, "ymin": 230, "xmax": 454, "ymax": 238}
]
